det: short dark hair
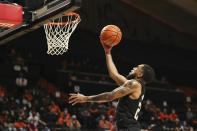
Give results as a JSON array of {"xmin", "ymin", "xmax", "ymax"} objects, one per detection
[{"xmin": 142, "ymin": 64, "xmax": 155, "ymax": 83}]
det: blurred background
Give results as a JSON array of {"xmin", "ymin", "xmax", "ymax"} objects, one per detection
[{"xmin": 0, "ymin": 0, "xmax": 197, "ymax": 130}]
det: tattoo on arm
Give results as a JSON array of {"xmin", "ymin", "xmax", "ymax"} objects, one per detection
[
  {"xmin": 111, "ymin": 81, "xmax": 135, "ymax": 96},
  {"xmin": 86, "ymin": 81, "xmax": 136, "ymax": 103},
  {"xmin": 86, "ymin": 92, "xmax": 114, "ymax": 102}
]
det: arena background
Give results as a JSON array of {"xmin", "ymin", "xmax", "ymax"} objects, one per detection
[{"xmin": 0, "ymin": 0, "xmax": 197, "ymax": 130}]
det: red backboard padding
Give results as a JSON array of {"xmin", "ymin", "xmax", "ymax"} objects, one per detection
[{"xmin": 0, "ymin": 3, "xmax": 23, "ymax": 28}]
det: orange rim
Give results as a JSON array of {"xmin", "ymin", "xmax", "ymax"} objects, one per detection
[{"xmin": 45, "ymin": 12, "xmax": 80, "ymax": 26}]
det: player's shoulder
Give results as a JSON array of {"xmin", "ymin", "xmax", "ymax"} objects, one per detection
[{"xmin": 124, "ymin": 79, "xmax": 141, "ymax": 88}]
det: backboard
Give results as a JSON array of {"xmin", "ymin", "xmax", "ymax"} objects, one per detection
[{"xmin": 0, "ymin": 0, "xmax": 81, "ymax": 45}]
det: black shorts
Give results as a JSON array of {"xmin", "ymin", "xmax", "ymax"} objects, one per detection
[{"xmin": 118, "ymin": 127, "xmax": 141, "ymax": 131}]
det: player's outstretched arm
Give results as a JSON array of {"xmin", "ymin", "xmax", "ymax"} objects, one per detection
[
  {"xmin": 105, "ymin": 49, "xmax": 127, "ymax": 86},
  {"xmin": 101, "ymin": 41, "xmax": 127, "ymax": 86},
  {"xmin": 69, "ymin": 80, "xmax": 139, "ymax": 105}
]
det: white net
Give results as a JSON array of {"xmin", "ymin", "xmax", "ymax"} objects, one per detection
[{"xmin": 44, "ymin": 13, "xmax": 81, "ymax": 55}]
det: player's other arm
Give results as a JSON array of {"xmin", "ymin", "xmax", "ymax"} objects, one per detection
[
  {"xmin": 105, "ymin": 50, "xmax": 127, "ymax": 86},
  {"xmin": 69, "ymin": 80, "xmax": 139, "ymax": 105}
]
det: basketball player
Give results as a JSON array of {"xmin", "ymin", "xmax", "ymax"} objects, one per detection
[{"xmin": 69, "ymin": 43, "xmax": 155, "ymax": 131}]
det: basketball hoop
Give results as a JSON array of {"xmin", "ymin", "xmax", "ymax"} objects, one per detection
[{"xmin": 44, "ymin": 12, "xmax": 81, "ymax": 55}]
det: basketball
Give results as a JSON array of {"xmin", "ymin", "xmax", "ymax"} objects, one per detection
[{"xmin": 100, "ymin": 25, "xmax": 122, "ymax": 47}]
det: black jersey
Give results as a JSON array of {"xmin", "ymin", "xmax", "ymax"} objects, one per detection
[{"xmin": 116, "ymin": 80, "xmax": 145, "ymax": 129}]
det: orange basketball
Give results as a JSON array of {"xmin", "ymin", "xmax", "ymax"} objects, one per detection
[{"xmin": 100, "ymin": 25, "xmax": 122, "ymax": 47}]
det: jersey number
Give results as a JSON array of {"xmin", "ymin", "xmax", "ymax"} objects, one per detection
[{"xmin": 134, "ymin": 95, "xmax": 144, "ymax": 120}]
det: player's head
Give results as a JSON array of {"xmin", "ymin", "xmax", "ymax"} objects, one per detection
[{"xmin": 126, "ymin": 64, "xmax": 155, "ymax": 84}]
